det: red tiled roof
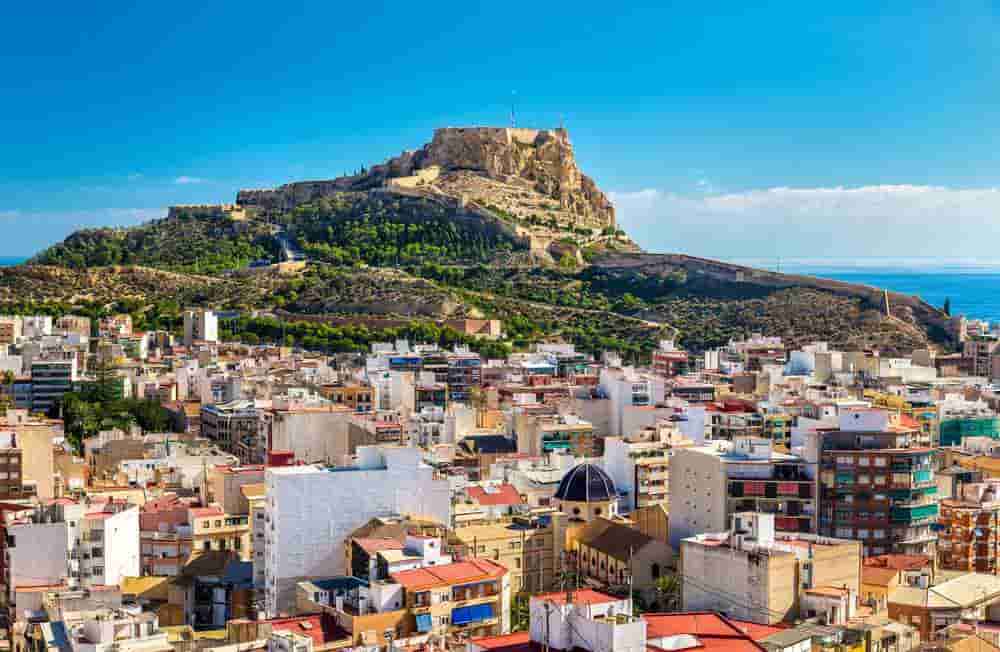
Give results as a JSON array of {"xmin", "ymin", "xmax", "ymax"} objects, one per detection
[
  {"xmin": 466, "ymin": 484, "xmax": 524, "ymax": 506},
  {"xmin": 471, "ymin": 632, "xmax": 532, "ymax": 651},
  {"xmin": 862, "ymin": 567, "xmax": 899, "ymax": 587},
  {"xmin": 354, "ymin": 537, "xmax": 404, "ymax": 554},
  {"xmin": 863, "ymin": 554, "xmax": 931, "ymax": 571},
  {"xmin": 643, "ymin": 613, "xmax": 766, "ymax": 652},
  {"xmin": 728, "ymin": 620, "xmax": 786, "ymax": 641},
  {"xmin": 391, "ymin": 558, "xmax": 507, "ymax": 590},
  {"xmin": 532, "ymin": 589, "xmax": 619, "ymax": 606},
  {"xmin": 189, "ymin": 506, "xmax": 224, "ymax": 518},
  {"xmin": 263, "ymin": 613, "xmax": 348, "ymax": 647}
]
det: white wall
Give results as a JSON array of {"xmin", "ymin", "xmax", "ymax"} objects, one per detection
[
  {"xmin": 269, "ymin": 411, "xmax": 352, "ymax": 463},
  {"xmin": 98, "ymin": 506, "xmax": 141, "ymax": 586},
  {"xmin": 8, "ymin": 522, "xmax": 68, "ymax": 588},
  {"xmin": 264, "ymin": 447, "xmax": 450, "ymax": 616},
  {"xmin": 668, "ymin": 449, "xmax": 726, "ymax": 549}
]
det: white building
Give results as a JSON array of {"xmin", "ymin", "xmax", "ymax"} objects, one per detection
[
  {"xmin": 598, "ymin": 366, "xmax": 664, "ymax": 437},
  {"xmin": 524, "ymin": 590, "xmax": 645, "ymax": 652},
  {"xmin": 183, "ymin": 309, "xmax": 219, "ymax": 347},
  {"xmin": 264, "ymin": 445, "xmax": 451, "ymax": 616},
  {"xmin": 258, "ymin": 397, "xmax": 354, "ymax": 464},
  {"xmin": 668, "ymin": 437, "xmax": 816, "ymax": 549},
  {"xmin": 66, "ymin": 501, "xmax": 141, "ymax": 588}
]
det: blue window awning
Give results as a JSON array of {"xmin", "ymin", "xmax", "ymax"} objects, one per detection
[
  {"xmin": 415, "ymin": 614, "xmax": 433, "ymax": 633},
  {"xmin": 452, "ymin": 603, "xmax": 494, "ymax": 626}
]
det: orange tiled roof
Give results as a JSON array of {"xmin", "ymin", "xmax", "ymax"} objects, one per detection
[{"xmin": 390, "ymin": 558, "xmax": 506, "ymax": 590}]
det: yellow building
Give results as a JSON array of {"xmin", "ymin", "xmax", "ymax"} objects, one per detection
[
  {"xmin": 863, "ymin": 390, "xmax": 939, "ymax": 446},
  {"xmin": 453, "ymin": 510, "xmax": 566, "ymax": 595},
  {"xmin": 189, "ymin": 505, "xmax": 251, "ymax": 560}
]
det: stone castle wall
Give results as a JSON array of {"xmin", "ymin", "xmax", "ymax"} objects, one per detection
[{"xmin": 223, "ymin": 127, "xmax": 615, "ymax": 230}]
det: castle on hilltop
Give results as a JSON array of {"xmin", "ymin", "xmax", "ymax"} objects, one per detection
[{"xmin": 171, "ymin": 126, "xmax": 615, "ymax": 232}]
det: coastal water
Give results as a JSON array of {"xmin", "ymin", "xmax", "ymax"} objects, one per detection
[{"xmin": 731, "ymin": 258, "xmax": 1000, "ymax": 324}]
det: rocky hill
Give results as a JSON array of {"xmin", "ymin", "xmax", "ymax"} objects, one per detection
[
  {"xmin": 237, "ymin": 127, "xmax": 616, "ymax": 234},
  {"xmin": 17, "ymin": 126, "xmax": 957, "ymax": 358}
]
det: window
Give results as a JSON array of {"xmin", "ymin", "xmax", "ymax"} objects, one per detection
[
  {"xmin": 595, "ymin": 508, "xmax": 603, "ymax": 516},
  {"xmin": 203, "ymin": 541, "xmax": 211, "ymax": 551},
  {"xmin": 215, "ymin": 520, "xmax": 222, "ymax": 528},
  {"xmin": 858, "ymin": 457, "xmax": 870, "ymax": 467},
  {"xmin": 652, "ymin": 563, "xmax": 661, "ymax": 579}
]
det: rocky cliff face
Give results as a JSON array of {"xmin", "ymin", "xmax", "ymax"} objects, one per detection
[{"xmin": 236, "ymin": 127, "xmax": 615, "ymax": 230}]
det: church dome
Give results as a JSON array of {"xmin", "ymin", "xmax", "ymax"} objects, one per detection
[{"xmin": 554, "ymin": 463, "xmax": 617, "ymax": 502}]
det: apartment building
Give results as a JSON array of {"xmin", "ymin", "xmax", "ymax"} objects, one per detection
[
  {"xmin": 190, "ymin": 505, "xmax": 251, "ymax": 560},
  {"xmin": 815, "ymin": 409, "xmax": 937, "ymax": 556},
  {"xmin": 201, "ymin": 400, "xmax": 260, "ymax": 463},
  {"xmin": 707, "ymin": 399, "xmax": 764, "ymax": 441},
  {"xmin": 2, "ymin": 410, "xmax": 56, "ymax": 500},
  {"xmin": 681, "ymin": 512, "xmax": 861, "ymax": 625},
  {"xmin": 257, "ymin": 398, "xmax": 354, "ymax": 464},
  {"xmin": 0, "ymin": 431, "xmax": 24, "ymax": 500},
  {"xmin": 139, "ymin": 494, "xmax": 193, "ymax": 576},
  {"xmin": 264, "ymin": 446, "xmax": 451, "ymax": 616},
  {"xmin": 446, "ymin": 353, "xmax": 482, "ymax": 403},
  {"xmin": 938, "ymin": 480, "xmax": 1000, "ymax": 573},
  {"xmin": 963, "ymin": 336, "xmax": 998, "ymax": 378},
  {"xmin": 55, "ymin": 315, "xmax": 91, "ymax": 338},
  {"xmin": 242, "ymin": 483, "xmax": 267, "ymax": 589},
  {"xmin": 0, "ymin": 319, "xmax": 20, "ymax": 346},
  {"xmin": 668, "ymin": 437, "xmax": 816, "ymax": 549},
  {"xmin": 29, "ymin": 358, "xmax": 77, "ymax": 414},
  {"xmin": 391, "ymin": 558, "xmax": 510, "ymax": 638},
  {"xmin": 2, "ymin": 499, "xmax": 140, "ymax": 597},
  {"xmin": 514, "ymin": 412, "xmax": 595, "ymax": 457},
  {"xmin": 183, "ymin": 309, "xmax": 219, "ymax": 346},
  {"xmin": 651, "ymin": 340, "xmax": 688, "ymax": 378},
  {"xmin": 320, "ymin": 383, "xmax": 375, "ymax": 413},
  {"xmin": 453, "ymin": 510, "xmax": 566, "ymax": 595},
  {"xmin": 603, "ymin": 426, "xmax": 695, "ymax": 512},
  {"xmin": 598, "ymin": 364, "xmax": 658, "ymax": 436}
]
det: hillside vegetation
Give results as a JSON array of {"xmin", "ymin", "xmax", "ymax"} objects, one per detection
[
  {"xmin": 282, "ymin": 193, "xmax": 525, "ymax": 266},
  {"xmin": 20, "ymin": 124, "xmax": 953, "ymax": 360},
  {"xmin": 32, "ymin": 212, "xmax": 276, "ymax": 274}
]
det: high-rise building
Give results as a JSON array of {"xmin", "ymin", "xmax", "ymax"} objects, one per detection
[
  {"xmin": 29, "ymin": 358, "xmax": 77, "ymax": 414},
  {"xmin": 183, "ymin": 309, "xmax": 219, "ymax": 346},
  {"xmin": 815, "ymin": 408, "xmax": 937, "ymax": 556},
  {"xmin": 668, "ymin": 437, "xmax": 816, "ymax": 549},
  {"xmin": 938, "ymin": 479, "xmax": 1000, "ymax": 574}
]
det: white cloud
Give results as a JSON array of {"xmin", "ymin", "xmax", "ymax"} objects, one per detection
[
  {"xmin": 173, "ymin": 175, "xmax": 204, "ymax": 185},
  {"xmin": 610, "ymin": 185, "xmax": 1000, "ymax": 258}
]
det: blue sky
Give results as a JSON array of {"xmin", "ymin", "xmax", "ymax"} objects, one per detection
[{"xmin": 2, "ymin": 2, "xmax": 999, "ymax": 258}]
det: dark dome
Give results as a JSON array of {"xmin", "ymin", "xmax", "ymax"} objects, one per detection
[{"xmin": 555, "ymin": 464, "xmax": 617, "ymax": 502}]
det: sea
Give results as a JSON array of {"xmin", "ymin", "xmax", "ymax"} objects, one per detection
[
  {"xmin": 729, "ymin": 258, "xmax": 1000, "ymax": 325},
  {"xmin": 2, "ymin": 255, "xmax": 999, "ymax": 324}
]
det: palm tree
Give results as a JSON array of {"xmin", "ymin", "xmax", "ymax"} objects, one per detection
[{"xmin": 653, "ymin": 573, "xmax": 682, "ymax": 612}]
